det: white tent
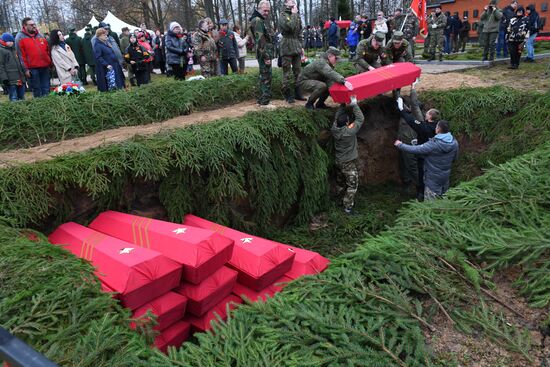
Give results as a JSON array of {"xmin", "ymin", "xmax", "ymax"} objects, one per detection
[
  {"xmin": 103, "ymin": 11, "xmax": 154, "ymax": 36},
  {"xmin": 76, "ymin": 16, "xmax": 100, "ymax": 37}
]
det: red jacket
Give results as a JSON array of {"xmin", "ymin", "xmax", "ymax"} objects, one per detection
[{"xmin": 15, "ymin": 29, "xmax": 51, "ymax": 70}]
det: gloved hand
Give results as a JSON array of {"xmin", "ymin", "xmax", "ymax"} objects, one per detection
[
  {"xmin": 344, "ymin": 81, "xmax": 353, "ymax": 90},
  {"xmin": 432, "ymin": 24, "xmax": 437, "ymax": 29},
  {"xmin": 397, "ymin": 97, "xmax": 404, "ymax": 111},
  {"xmin": 412, "ymin": 77, "xmax": 420, "ymax": 89},
  {"xmin": 350, "ymin": 95, "xmax": 358, "ymax": 106}
]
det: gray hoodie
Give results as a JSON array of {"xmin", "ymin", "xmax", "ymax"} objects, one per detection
[
  {"xmin": 398, "ymin": 132, "xmax": 459, "ymax": 195},
  {"xmin": 330, "ymin": 103, "xmax": 365, "ymax": 164}
]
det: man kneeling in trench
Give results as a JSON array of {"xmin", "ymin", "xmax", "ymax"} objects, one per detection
[{"xmin": 331, "ymin": 95, "xmax": 365, "ymax": 215}]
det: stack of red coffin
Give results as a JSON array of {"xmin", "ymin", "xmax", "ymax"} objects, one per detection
[{"xmin": 48, "ymin": 211, "xmax": 330, "ymax": 353}]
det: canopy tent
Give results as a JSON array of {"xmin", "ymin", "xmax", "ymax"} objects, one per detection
[
  {"xmin": 75, "ymin": 12, "xmax": 154, "ymax": 38},
  {"xmin": 76, "ymin": 16, "xmax": 100, "ymax": 37}
]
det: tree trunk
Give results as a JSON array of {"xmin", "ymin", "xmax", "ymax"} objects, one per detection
[{"xmin": 238, "ymin": 0, "xmax": 243, "ymax": 27}]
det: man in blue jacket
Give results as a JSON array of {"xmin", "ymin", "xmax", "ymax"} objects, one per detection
[
  {"xmin": 328, "ymin": 17, "xmax": 339, "ymax": 47},
  {"xmin": 394, "ymin": 120, "xmax": 459, "ymax": 200}
]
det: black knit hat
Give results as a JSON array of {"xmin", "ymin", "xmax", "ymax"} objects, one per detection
[{"xmin": 336, "ymin": 113, "xmax": 349, "ymax": 127}]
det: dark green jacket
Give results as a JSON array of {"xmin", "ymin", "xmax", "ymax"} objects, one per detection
[
  {"xmin": 0, "ymin": 43, "xmax": 26, "ymax": 86},
  {"xmin": 82, "ymin": 32, "xmax": 95, "ymax": 66},
  {"xmin": 65, "ymin": 33, "xmax": 85, "ymax": 64},
  {"xmin": 217, "ymin": 31, "xmax": 239, "ymax": 60},
  {"xmin": 354, "ymin": 36, "xmax": 389, "ymax": 69},
  {"xmin": 298, "ymin": 53, "xmax": 345, "ymax": 85},
  {"xmin": 427, "ymin": 13, "xmax": 447, "ymax": 34},
  {"xmin": 250, "ymin": 10, "xmax": 275, "ymax": 60},
  {"xmin": 109, "ymin": 30, "xmax": 121, "ymax": 48},
  {"xmin": 278, "ymin": 9, "xmax": 302, "ymax": 56},
  {"xmin": 385, "ymin": 39, "xmax": 413, "ymax": 62},
  {"xmin": 331, "ymin": 104, "xmax": 365, "ymax": 163},
  {"xmin": 119, "ymin": 35, "xmax": 130, "ymax": 56},
  {"xmin": 480, "ymin": 7, "xmax": 503, "ymax": 33}
]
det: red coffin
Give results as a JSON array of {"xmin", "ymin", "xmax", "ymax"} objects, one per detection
[
  {"xmin": 49, "ymin": 222, "xmax": 182, "ymax": 310},
  {"xmin": 89, "ymin": 211, "xmax": 234, "ymax": 284},
  {"xmin": 174, "ymin": 266, "xmax": 238, "ymax": 317},
  {"xmin": 284, "ymin": 246, "xmax": 330, "ymax": 280},
  {"xmin": 323, "ymin": 20, "xmax": 352, "ymax": 29},
  {"xmin": 183, "ymin": 215, "xmax": 295, "ymax": 291},
  {"xmin": 232, "ymin": 276, "xmax": 291, "ymax": 303},
  {"xmin": 154, "ymin": 321, "xmax": 191, "ymax": 353},
  {"xmin": 184, "ymin": 295, "xmax": 243, "ymax": 333},
  {"xmin": 130, "ymin": 292, "xmax": 187, "ymax": 331},
  {"xmin": 329, "ymin": 62, "xmax": 422, "ymax": 104}
]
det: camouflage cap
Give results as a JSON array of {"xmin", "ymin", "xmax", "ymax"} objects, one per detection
[
  {"xmin": 374, "ymin": 32, "xmax": 385, "ymax": 43},
  {"xmin": 326, "ymin": 46, "xmax": 341, "ymax": 57},
  {"xmin": 392, "ymin": 31, "xmax": 404, "ymax": 41}
]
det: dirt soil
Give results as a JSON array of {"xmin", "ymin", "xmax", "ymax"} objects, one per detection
[
  {"xmin": 426, "ymin": 267, "xmax": 550, "ymax": 367},
  {"xmin": 0, "ymin": 72, "xmax": 486, "ymax": 167}
]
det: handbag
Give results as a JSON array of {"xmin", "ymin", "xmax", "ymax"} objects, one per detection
[{"xmin": 106, "ymin": 68, "xmax": 117, "ymax": 91}]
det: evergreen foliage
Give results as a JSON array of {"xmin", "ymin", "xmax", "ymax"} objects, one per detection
[{"xmin": 0, "ymin": 108, "xmax": 331, "ymax": 230}]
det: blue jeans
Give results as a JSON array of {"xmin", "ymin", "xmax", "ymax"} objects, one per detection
[
  {"xmin": 444, "ymin": 34, "xmax": 451, "ymax": 54},
  {"xmin": 526, "ymin": 33, "xmax": 537, "ymax": 59},
  {"xmin": 496, "ymin": 30, "xmax": 508, "ymax": 57},
  {"xmin": 8, "ymin": 85, "xmax": 25, "ymax": 101},
  {"xmin": 29, "ymin": 67, "xmax": 50, "ymax": 97}
]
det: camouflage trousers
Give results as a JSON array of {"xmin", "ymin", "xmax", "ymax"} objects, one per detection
[
  {"xmin": 298, "ymin": 79, "xmax": 329, "ymax": 104},
  {"xmin": 200, "ymin": 59, "xmax": 218, "ymax": 78},
  {"xmin": 429, "ymin": 31, "xmax": 444, "ymax": 57},
  {"xmin": 281, "ymin": 54, "xmax": 301, "ymax": 96},
  {"xmin": 335, "ymin": 159, "xmax": 359, "ymax": 210},
  {"xmin": 423, "ymin": 34, "xmax": 431, "ymax": 55},
  {"xmin": 257, "ymin": 56, "xmax": 272, "ymax": 105}
]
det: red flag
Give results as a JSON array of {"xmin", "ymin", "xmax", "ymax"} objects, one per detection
[{"xmin": 410, "ymin": 0, "xmax": 427, "ymax": 36}]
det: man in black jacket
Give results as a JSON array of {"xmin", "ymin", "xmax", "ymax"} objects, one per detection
[
  {"xmin": 458, "ymin": 16, "xmax": 471, "ymax": 52},
  {"xmin": 497, "ymin": 1, "xmax": 518, "ymax": 58},
  {"xmin": 396, "ymin": 80, "xmax": 439, "ymax": 201}
]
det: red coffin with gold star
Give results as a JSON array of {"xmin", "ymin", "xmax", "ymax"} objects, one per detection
[
  {"xmin": 48, "ymin": 222, "xmax": 182, "ymax": 310},
  {"xmin": 329, "ymin": 62, "xmax": 422, "ymax": 103},
  {"xmin": 89, "ymin": 211, "xmax": 234, "ymax": 284},
  {"xmin": 183, "ymin": 215, "xmax": 295, "ymax": 291}
]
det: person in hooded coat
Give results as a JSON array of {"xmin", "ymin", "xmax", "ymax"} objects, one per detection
[
  {"xmin": 0, "ymin": 32, "xmax": 26, "ymax": 101},
  {"xmin": 165, "ymin": 22, "xmax": 189, "ymax": 80},
  {"xmin": 395, "ymin": 120, "xmax": 459, "ymax": 200},
  {"xmin": 524, "ymin": 5, "xmax": 539, "ymax": 62},
  {"xmin": 65, "ymin": 28, "xmax": 87, "ymax": 84},
  {"xmin": 94, "ymin": 28, "xmax": 125, "ymax": 91},
  {"xmin": 124, "ymin": 33, "xmax": 151, "ymax": 86},
  {"xmin": 506, "ymin": 6, "xmax": 529, "ymax": 69}
]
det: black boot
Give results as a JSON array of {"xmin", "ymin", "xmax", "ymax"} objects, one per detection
[
  {"xmin": 130, "ymin": 77, "xmax": 137, "ymax": 87},
  {"xmin": 285, "ymin": 90, "xmax": 295, "ymax": 104},
  {"xmin": 315, "ymin": 100, "xmax": 329, "ymax": 109},
  {"xmin": 305, "ymin": 98, "xmax": 315, "ymax": 110},
  {"xmin": 294, "ymin": 87, "xmax": 306, "ymax": 101}
]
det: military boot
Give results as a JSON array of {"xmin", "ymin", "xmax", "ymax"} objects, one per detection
[
  {"xmin": 285, "ymin": 91, "xmax": 295, "ymax": 104},
  {"xmin": 305, "ymin": 98, "xmax": 315, "ymax": 110},
  {"xmin": 294, "ymin": 87, "xmax": 307, "ymax": 101}
]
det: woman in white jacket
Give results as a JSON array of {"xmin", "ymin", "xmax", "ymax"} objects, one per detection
[
  {"xmin": 374, "ymin": 12, "xmax": 388, "ymax": 46},
  {"xmin": 50, "ymin": 29, "xmax": 80, "ymax": 84},
  {"xmin": 233, "ymin": 25, "xmax": 249, "ymax": 73}
]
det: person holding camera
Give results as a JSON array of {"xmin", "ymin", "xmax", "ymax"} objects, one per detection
[{"xmin": 480, "ymin": 0, "xmax": 503, "ymax": 62}]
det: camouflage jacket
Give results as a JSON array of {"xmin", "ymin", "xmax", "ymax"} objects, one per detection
[
  {"xmin": 392, "ymin": 14, "xmax": 419, "ymax": 40},
  {"xmin": 279, "ymin": 8, "xmax": 303, "ymax": 56},
  {"xmin": 250, "ymin": 10, "xmax": 275, "ymax": 60},
  {"xmin": 385, "ymin": 39, "xmax": 413, "ymax": 62},
  {"xmin": 298, "ymin": 53, "xmax": 345, "ymax": 85},
  {"xmin": 427, "ymin": 13, "xmax": 447, "ymax": 34},
  {"xmin": 193, "ymin": 29, "xmax": 217, "ymax": 60},
  {"xmin": 354, "ymin": 35, "xmax": 389, "ymax": 69}
]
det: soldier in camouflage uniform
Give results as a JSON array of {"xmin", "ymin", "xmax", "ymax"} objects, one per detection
[
  {"xmin": 193, "ymin": 19, "xmax": 218, "ymax": 77},
  {"xmin": 278, "ymin": 0, "xmax": 306, "ymax": 103},
  {"xmin": 251, "ymin": 0, "xmax": 276, "ymax": 106},
  {"xmin": 331, "ymin": 96, "xmax": 365, "ymax": 214},
  {"xmin": 297, "ymin": 47, "xmax": 349, "ymax": 109},
  {"xmin": 391, "ymin": 8, "xmax": 420, "ymax": 58},
  {"xmin": 353, "ymin": 32, "xmax": 390, "ymax": 73},
  {"xmin": 427, "ymin": 7, "xmax": 447, "ymax": 61},
  {"xmin": 386, "ymin": 31, "xmax": 413, "ymax": 63}
]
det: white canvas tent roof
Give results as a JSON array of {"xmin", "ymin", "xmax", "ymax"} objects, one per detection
[
  {"xmin": 76, "ymin": 16, "xmax": 100, "ymax": 37},
  {"xmin": 75, "ymin": 12, "xmax": 154, "ymax": 38}
]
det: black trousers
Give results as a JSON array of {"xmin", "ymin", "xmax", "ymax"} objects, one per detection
[
  {"xmin": 417, "ymin": 157, "xmax": 425, "ymax": 197},
  {"xmin": 170, "ymin": 64, "xmax": 186, "ymax": 80},
  {"xmin": 77, "ymin": 64, "xmax": 87, "ymax": 84},
  {"xmin": 508, "ymin": 41, "xmax": 522, "ymax": 67},
  {"xmin": 134, "ymin": 69, "xmax": 149, "ymax": 86},
  {"xmin": 220, "ymin": 58, "xmax": 238, "ymax": 75}
]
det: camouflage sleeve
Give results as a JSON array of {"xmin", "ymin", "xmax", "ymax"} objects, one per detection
[
  {"xmin": 437, "ymin": 15, "xmax": 447, "ymax": 29},
  {"xmin": 320, "ymin": 62, "xmax": 345, "ymax": 84},
  {"xmin": 480, "ymin": 11, "xmax": 489, "ymax": 22},
  {"xmin": 192, "ymin": 34, "xmax": 203, "ymax": 58},
  {"xmin": 404, "ymin": 43, "xmax": 413, "ymax": 62},
  {"xmin": 494, "ymin": 9, "xmax": 503, "ymax": 21},
  {"xmin": 254, "ymin": 19, "xmax": 272, "ymax": 60},
  {"xmin": 297, "ymin": 16, "xmax": 303, "ymax": 45},
  {"xmin": 413, "ymin": 17, "xmax": 420, "ymax": 36},
  {"xmin": 352, "ymin": 104, "xmax": 364, "ymax": 129},
  {"xmin": 354, "ymin": 41, "xmax": 372, "ymax": 70}
]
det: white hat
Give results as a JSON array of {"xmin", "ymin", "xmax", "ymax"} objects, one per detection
[{"xmin": 169, "ymin": 22, "xmax": 182, "ymax": 32}]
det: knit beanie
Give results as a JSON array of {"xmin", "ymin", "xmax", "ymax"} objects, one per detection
[
  {"xmin": 336, "ymin": 113, "xmax": 350, "ymax": 127},
  {"xmin": 169, "ymin": 22, "xmax": 182, "ymax": 32},
  {"xmin": 1, "ymin": 33, "xmax": 15, "ymax": 43}
]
